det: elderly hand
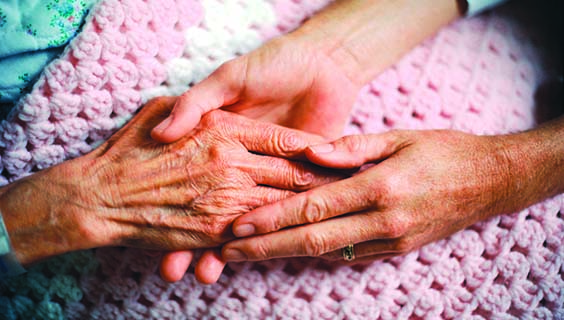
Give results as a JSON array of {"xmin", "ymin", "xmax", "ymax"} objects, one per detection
[
  {"xmin": 151, "ymin": 35, "xmax": 361, "ymax": 143},
  {"xmin": 222, "ymin": 127, "xmax": 564, "ymax": 262},
  {"xmin": 152, "ymin": 0, "xmax": 466, "ymax": 281},
  {"xmin": 0, "ymin": 97, "xmax": 341, "ymax": 268},
  {"xmin": 151, "ymin": 31, "xmax": 361, "ymax": 283}
]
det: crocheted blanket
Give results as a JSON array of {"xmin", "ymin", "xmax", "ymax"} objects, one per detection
[{"xmin": 1, "ymin": 0, "xmax": 562, "ymax": 319}]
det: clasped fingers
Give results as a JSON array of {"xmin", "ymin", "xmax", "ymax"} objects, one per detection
[
  {"xmin": 222, "ymin": 210, "xmax": 408, "ymax": 262},
  {"xmin": 231, "ymin": 171, "xmax": 378, "ymax": 238},
  {"xmin": 235, "ymin": 153, "xmax": 345, "ymax": 192}
]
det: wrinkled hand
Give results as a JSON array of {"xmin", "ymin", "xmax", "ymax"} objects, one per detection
[
  {"xmin": 151, "ymin": 36, "xmax": 361, "ymax": 143},
  {"xmin": 222, "ymin": 130, "xmax": 522, "ymax": 262},
  {"xmin": 154, "ymin": 35, "xmax": 361, "ymax": 282},
  {"xmin": 0, "ymin": 97, "xmax": 341, "ymax": 268}
]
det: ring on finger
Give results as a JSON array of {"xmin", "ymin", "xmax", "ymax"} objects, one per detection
[{"xmin": 342, "ymin": 244, "xmax": 355, "ymax": 262}]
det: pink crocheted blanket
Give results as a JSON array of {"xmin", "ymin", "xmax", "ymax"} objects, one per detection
[{"xmin": 0, "ymin": 1, "xmax": 562, "ymax": 319}]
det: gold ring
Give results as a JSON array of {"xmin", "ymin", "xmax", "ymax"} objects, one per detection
[{"xmin": 342, "ymin": 244, "xmax": 355, "ymax": 261}]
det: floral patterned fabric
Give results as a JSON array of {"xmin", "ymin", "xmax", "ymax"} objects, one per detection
[{"xmin": 0, "ymin": 0, "xmax": 97, "ymax": 105}]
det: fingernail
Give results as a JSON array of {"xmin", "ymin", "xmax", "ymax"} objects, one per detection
[
  {"xmin": 223, "ymin": 249, "xmax": 247, "ymax": 261},
  {"xmin": 153, "ymin": 117, "xmax": 172, "ymax": 134},
  {"xmin": 309, "ymin": 143, "xmax": 334, "ymax": 154},
  {"xmin": 234, "ymin": 224, "xmax": 255, "ymax": 237}
]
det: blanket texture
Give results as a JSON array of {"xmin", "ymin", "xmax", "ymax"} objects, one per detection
[{"xmin": 0, "ymin": 0, "xmax": 562, "ymax": 319}]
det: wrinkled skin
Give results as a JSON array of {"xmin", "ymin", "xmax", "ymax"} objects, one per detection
[
  {"xmin": 153, "ymin": 35, "xmax": 361, "ymax": 283},
  {"xmin": 223, "ymin": 128, "xmax": 563, "ymax": 262},
  {"xmin": 153, "ymin": 0, "xmax": 466, "ymax": 282},
  {"xmin": 0, "ymin": 97, "xmax": 341, "ymax": 266},
  {"xmin": 155, "ymin": 0, "xmax": 564, "ymax": 284}
]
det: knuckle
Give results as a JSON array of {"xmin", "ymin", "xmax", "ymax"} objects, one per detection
[
  {"xmin": 370, "ymin": 176, "xmax": 395, "ymax": 207},
  {"xmin": 382, "ymin": 225, "xmax": 401, "ymax": 239},
  {"xmin": 222, "ymin": 168, "xmax": 252, "ymax": 187},
  {"xmin": 76, "ymin": 216, "xmax": 110, "ymax": 247},
  {"xmin": 251, "ymin": 240, "xmax": 271, "ymax": 260},
  {"xmin": 208, "ymin": 147, "xmax": 230, "ymax": 170},
  {"xmin": 173, "ymin": 93, "xmax": 194, "ymax": 114},
  {"xmin": 355, "ymin": 180, "xmax": 381, "ymax": 209},
  {"xmin": 275, "ymin": 131, "xmax": 304, "ymax": 155},
  {"xmin": 382, "ymin": 215, "xmax": 409, "ymax": 239},
  {"xmin": 191, "ymin": 197, "xmax": 218, "ymax": 216},
  {"xmin": 343, "ymin": 135, "xmax": 367, "ymax": 154},
  {"xmin": 263, "ymin": 210, "xmax": 283, "ymax": 232},
  {"xmin": 216, "ymin": 59, "xmax": 245, "ymax": 92},
  {"xmin": 201, "ymin": 217, "xmax": 231, "ymax": 241},
  {"xmin": 303, "ymin": 232, "xmax": 327, "ymax": 257},
  {"xmin": 290, "ymin": 165, "xmax": 314, "ymax": 189},
  {"xmin": 301, "ymin": 195, "xmax": 327, "ymax": 224},
  {"xmin": 206, "ymin": 222, "xmax": 225, "ymax": 239},
  {"xmin": 201, "ymin": 109, "xmax": 223, "ymax": 127}
]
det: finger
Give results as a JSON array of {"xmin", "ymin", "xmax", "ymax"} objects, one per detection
[
  {"xmin": 224, "ymin": 212, "xmax": 396, "ymax": 261},
  {"xmin": 320, "ymin": 238, "xmax": 400, "ymax": 261},
  {"xmin": 151, "ymin": 60, "xmax": 245, "ymax": 143},
  {"xmin": 191, "ymin": 186, "xmax": 296, "ymax": 216},
  {"xmin": 159, "ymin": 250, "xmax": 194, "ymax": 282},
  {"xmin": 306, "ymin": 132, "xmax": 411, "ymax": 169},
  {"xmin": 231, "ymin": 114, "xmax": 325, "ymax": 159},
  {"xmin": 240, "ymin": 186, "xmax": 297, "ymax": 208},
  {"xmin": 194, "ymin": 249, "xmax": 226, "ymax": 284},
  {"xmin": 236, "ymin": 153, "xmax": 345, "ymax": 192},
  {"xmin": 121, "ymin": 187, "xmax": 296, "ymax": 245},
  {"xmin": 324, "ymin": 253, "xmax": 398, "ymax": 265},
  {"xmin": 231, "ymin": 170, "xmax": 378, "ymax": 237}
]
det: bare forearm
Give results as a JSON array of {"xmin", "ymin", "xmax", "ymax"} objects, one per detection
[
  {"xmin": 500, "ymin": 117, "xmax": 564, "ymax": 213},
  {"xmin": 0, "ymin": 99, "xmax": 344, "ymax": 267},
  {"xmin": 289, "ymin": 0, "xmax": 563, "ymax": 213},
  {"xmin": 291, "ymin": 0, "xmax": 462, "ymax": 85},
  {"xmin": 0, "ymin": 161, "xmax": 97, "ymax": 266}
]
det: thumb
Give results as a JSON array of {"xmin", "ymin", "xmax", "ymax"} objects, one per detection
[
  {"xmin": 305, "ymin": 132, "xmax": 409, "ymax": 169},
  {"xmin": 194, "ymin": 249, "xmax": 226, "ymax": 285},
  {"xmin": 151, "ymin": 61, "xmax": 245, "ymax": 143},
  {"xmin": 159, "ymin": 250, "xmax": 194, "ymax": 283}
]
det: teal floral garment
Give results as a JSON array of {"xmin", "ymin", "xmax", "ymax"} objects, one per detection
[{"xmin": 0, "ymin": 0, "xmax": 98, "ymax": 104}]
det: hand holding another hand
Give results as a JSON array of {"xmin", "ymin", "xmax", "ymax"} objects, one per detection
[
  {"xmin": 151, "ymin": 33, "xmax": 362, "ymax": 283},
  {"xmin": 0, "ymin": 97, "xmax": 341, "ymax": 271},
  {"xmin": 223, "ymin": 130, "xmax": 537, "ymax": 262}
]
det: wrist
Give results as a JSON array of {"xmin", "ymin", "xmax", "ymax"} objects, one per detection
[
  {"xmin": 487, "ymin": 118, "xmax": 564, "ymax": 216},
  {"xmin": 287, "ymin": 2, "xmax": 369, "ymax": 86},
  {"xmin": 509, "ymin": 118, "xmax": 564, "ymax": 196},
  {"xmin": 0, "ymin": 157, "xmax": 112, "ymax": 266},
  {"xmin": 292, "ymin": 0, "xmax": 461, "ymax": 85}
]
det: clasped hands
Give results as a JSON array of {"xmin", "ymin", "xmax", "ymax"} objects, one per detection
[
  {"xmin": 148, "ymin": 36, "xmax": 526, "ymax": 284},
  {"xmin": 2, "ymin": 0, "xmax": 559, "ymax": 289},
  {"xmin": 1, "ymin": 27, "xmax": 536, "ymax": 286},
  {"xmin": 0, "ymin": 95, "xmax": 345, "ymax": 266}
]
